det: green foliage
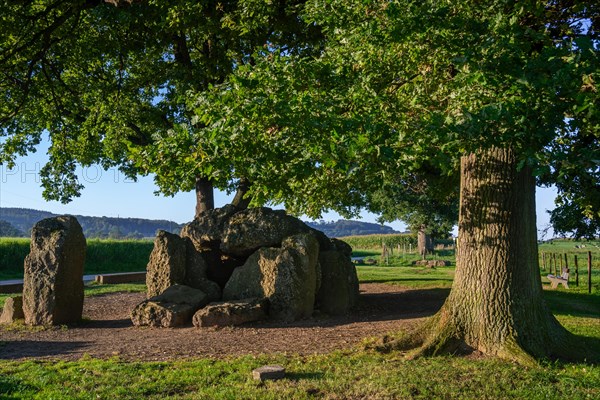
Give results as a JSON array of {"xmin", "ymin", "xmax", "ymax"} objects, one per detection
[
  {"xmin": 192, "ymin": 0, "xmax": 599, "ymax": 221},
  {"xmin": 0, "ymin": 0, "xmax": 322, "ymax": 204},
  {"xmin": 0, "ymin": 238, "xmax": 152, "ymax": 280},
  {"xmin": 0, "ymin": 238, "xmax": 29, "ymax": 280},
  {"xmin": 0, "ymin": 220, "xmax": 25, "ymax": 238},
  {"xmin": 549, "ymin": 203, "xmax": 600, "ymax": 240},
  {"xmin": 83, "ymin": 239, "xmax": 153, "ymax": 275}
]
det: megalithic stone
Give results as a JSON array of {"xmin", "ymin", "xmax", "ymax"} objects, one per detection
[{"xmin": 22, "ymin": 216, "xmax": 86, "ymax": 325}]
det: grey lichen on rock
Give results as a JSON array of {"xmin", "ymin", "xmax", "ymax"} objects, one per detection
[
  {"xmin": 180, "ymin": 204, "xmax": 238, "ymax": 250},
  {"xmin": 220, "ymin": 207, "xmax": 325, "ymax": 257},
  {"xmin": 141, "ymin": 207, "xmax": 359, "ymax": 325}
]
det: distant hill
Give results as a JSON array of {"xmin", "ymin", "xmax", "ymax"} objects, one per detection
[
  {"xmin": 0, "ymin": 208, "xmax": 182, "ymax": 239},
  {"xmin": 0, "ymin": 219, "xmax": 26, "ymax": 237},
  {"xmin": 0, "ymin": 208, "xmax": 399, "ymax": 239},
  {"xmin": 305, "ymin": 219, "xmax": 400, "ymax": 238}
]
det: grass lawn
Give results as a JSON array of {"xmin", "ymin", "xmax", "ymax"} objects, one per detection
[{"xmin": 0, "ymin": 244, "xmax": 598, "ymax": 399}]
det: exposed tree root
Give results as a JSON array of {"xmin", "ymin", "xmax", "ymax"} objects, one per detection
[{"xmin": 374, "ymin": 308, "xmax": 599, "ymax": 366}]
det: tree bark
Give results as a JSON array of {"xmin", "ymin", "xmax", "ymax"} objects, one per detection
[
  {"xmin": 417, "ymin": 228, "xmax": 434, "ymax": 259},
  {"xmin": 391, "ymin": 147, "xmax": 575, "ymax": 364},
  {"xmin": 195, "ymin": 176, "xmax": 214, "ymax": 219},
  {"xmin": 231, "ymin": 178, "xmax": 252, "ymax": 210}
]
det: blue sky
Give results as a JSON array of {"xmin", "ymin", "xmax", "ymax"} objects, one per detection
[{"xmin": 0, "ymin": 144, "xmax": 558, "ymax": 237}]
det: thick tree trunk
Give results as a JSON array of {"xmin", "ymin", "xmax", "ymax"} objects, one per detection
[
  {"xmin": 195, "ymin": 176, "xmax": 214, "ymax": 219},
  {"xmin": 231, "ymin": 178, "xmax": 252, "ymax": 210},
  {"xmin": 417, "ymin": 228, "xmax": 434, "ymax": 259},
  {"xmin": 392, "ymin": 147, "xmax": 575, "ymax": 364}
]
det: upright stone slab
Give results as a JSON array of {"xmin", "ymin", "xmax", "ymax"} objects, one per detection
[
  {"xmin": 316, "ymin": 250, "xmax": 359, "ymax": 315},
  {"xmin": 223, "ymin": 232, "xmax": 319, "ymax": 321},
  {"xmin": 146, "ymin": 230, "xmax": 187, "ymax": 298},
  {"xmin": 22, "ymin": 216, "xmax": 86, "ymax": 325}
]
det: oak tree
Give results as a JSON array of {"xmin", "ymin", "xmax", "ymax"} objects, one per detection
[{"xmin": 196, "ymin": 0, "xmax": 599, "ymax": 363}]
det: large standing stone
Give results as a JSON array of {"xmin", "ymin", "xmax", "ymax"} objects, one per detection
[
  {"xmin": 131, "ymin": 284, "xmax": 208, "ymax": 327},
  {"xmin": 223, "ymin": 232, "xmax": 319, "ymax": 321},
  {"xmin": 316, "ymin": 250, "xmax": 360, "ymax": 315},
  {"xmin": 22, "ymin": 216, "xmax": 86, "ymax": 325},
  {"xmin": 192, "ymin": 298, "xmax": 268, "ymax": 327},
  {"xmin": 146, "ymin": 231, "xmax": 187, "ymax": 298},
  {"xmin": 0, "ymin": 296, "xmax": 24, "ymax": 324},
  {"xmin": 220, "ymin": 207, "xmax": 329, "ymax": 257}
]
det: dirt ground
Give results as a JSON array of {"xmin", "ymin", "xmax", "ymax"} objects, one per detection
[{"xmin": 0, "ymin": 284, "xmax": 449, "ymax": 361}]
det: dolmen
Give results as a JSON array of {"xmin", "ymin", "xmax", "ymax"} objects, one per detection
[{"xmin": 132, "ymin": 206, "xmax": 359, "ymax": 328}]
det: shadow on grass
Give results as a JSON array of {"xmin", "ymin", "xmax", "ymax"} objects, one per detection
[
  {"xmin": 0, "ymin": 340, "xmax": 92, "ymax": 360},
  {"xmin": 0, "ymin": 374, "xmax": 36, "ymax": 397},
  {"xmin": 576, "ymin": 336, "xmax": 600, "ymax": 364},
  {"xmin": 543, "ymin": 290, "xmax": 600, "ymax": 318},
  {"xmin": 256, "ymin": 287, "xmax": 450, "ymax": 329},
  {"xmin": 286, "ymin": 372, "xmax": 325, "ymax": 381}
]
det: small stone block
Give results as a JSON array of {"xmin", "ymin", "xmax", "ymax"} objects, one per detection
[
  {"xmin": 95, "ymin": 272, "xmax": 146, "ymax": 284},
  {"xmin": 252, "ymin": 365, "xmax": 285, "ymax": 381},
  {"xmin": 0, "ymin": 296, "xmax": 25, "ymax": 324}
]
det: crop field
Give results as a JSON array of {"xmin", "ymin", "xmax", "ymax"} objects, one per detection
[{"xmin": 0, "ymin": 238, "xmax": 153, "ymax": 280}]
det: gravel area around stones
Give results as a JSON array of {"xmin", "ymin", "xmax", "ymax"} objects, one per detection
[{"xmin": 0, "ymin": 283, "xmax": 449, "ymax": 361}]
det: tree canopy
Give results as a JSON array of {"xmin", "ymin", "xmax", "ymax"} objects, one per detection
[
  {"xmin": 192, "ymin": 0, "xmax": 599, "ymax": 362},
  {"xmin": 0, "ymin": 0, "xmax": 322, "ymax": 212},
  {"xmin": 197, "ymin": 0, "xmax": 598, "ymax": 212}
]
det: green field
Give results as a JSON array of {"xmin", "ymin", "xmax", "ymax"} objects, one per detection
[{"xmin": 0, "ymin": 238, "xmax": 153, "ymax": 280}]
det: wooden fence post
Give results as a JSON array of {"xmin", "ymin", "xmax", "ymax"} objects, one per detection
[
  {"xmin": 560, "ymin": 253, "xmax": 564, "ymax": 272},
  {"xmin": 542, "ymin": 252, "xmax": 546, "ymax": 271},
  {"xmin": 574, "ymin": 255, "xmax": 579, "ymax": 287}
]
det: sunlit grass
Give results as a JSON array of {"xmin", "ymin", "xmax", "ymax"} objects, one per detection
[
  {"xmin": 0, "ymin": 244, "xmax": 599, "ymax": 399},
  {"xmin": 0, "ymin": 351, "xmax": 598, "ymax": 399}
]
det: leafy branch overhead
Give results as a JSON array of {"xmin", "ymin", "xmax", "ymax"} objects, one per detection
[{"xmin": 1, "ymin": 0, "xmax": 323, "ymax": 206}]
